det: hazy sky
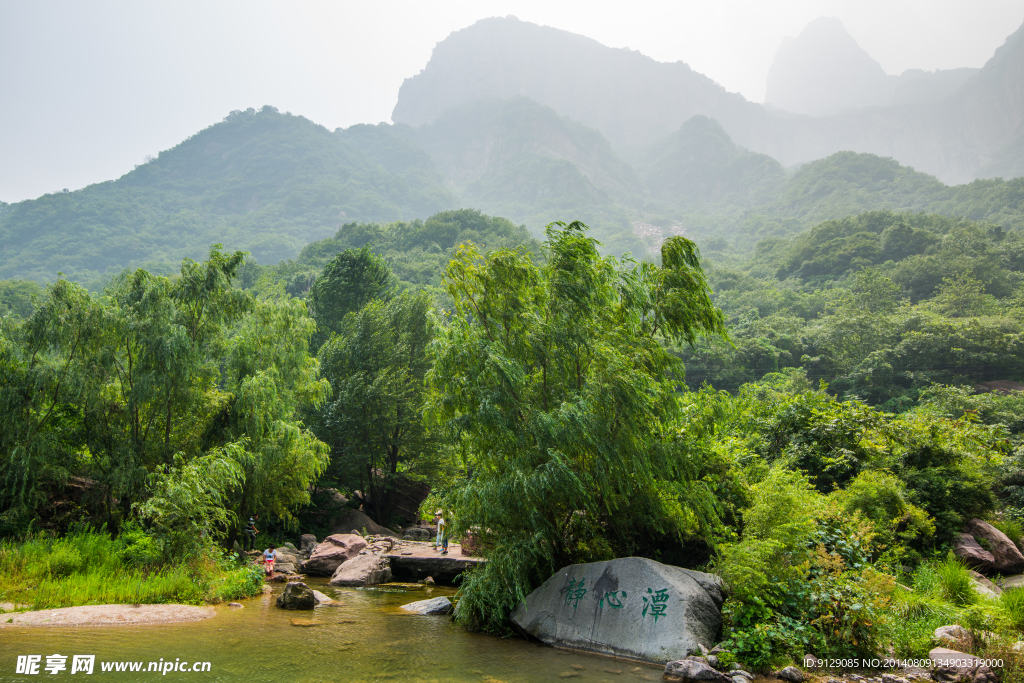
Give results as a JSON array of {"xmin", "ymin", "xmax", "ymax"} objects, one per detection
[{"xmin": 2, "ymin": 0, "xmax": 1022, "ymax": 203}]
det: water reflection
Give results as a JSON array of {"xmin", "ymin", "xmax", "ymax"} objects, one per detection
[{"xmin": 0, "ymin": 579, "xmax": 664, "ymax": 682}]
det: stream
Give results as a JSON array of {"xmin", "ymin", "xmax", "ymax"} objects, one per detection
[{"xmin": 0, "ymin": 578, "xmax": 665, "ymax": 682}]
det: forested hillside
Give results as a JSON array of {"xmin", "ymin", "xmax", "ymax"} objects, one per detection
[
  {"xmin": 244, "ymin": 208, "xmax": 541, "ymax": 298},
  {"xmin": 0, "ymin": 107, "xmax": 456, "ymax": 286},
  {"xmin": 402, "ymin": 97, "xmax": 646, "ymax": 254},
  {"xmin": 5, "ymin": 100, "xmax": 1024, "ymax": 290},
  {"xmin": 678, "ymin": 210, "xmax": 1024, "ymax": 409}
]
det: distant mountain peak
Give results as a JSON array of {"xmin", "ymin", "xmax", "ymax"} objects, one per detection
[{"xmin": 766, "ymin": 17, "xmax": 891, "ymax": 116}]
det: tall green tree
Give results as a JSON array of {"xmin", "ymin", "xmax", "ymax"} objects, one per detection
[
  {"xmin": 307, "ymin": 246, "xmax": 396, "ymax": 352},
  {"xmin": 425, "ymin": 221, "xmax": 727, "ymax": 632},
  {"xmin": 0, "ymin": 248, "xmax": 329, "ymax": 545},
  {"xmin": 314, "ymin": 290, "xmax": 434, "ymax": 524}
]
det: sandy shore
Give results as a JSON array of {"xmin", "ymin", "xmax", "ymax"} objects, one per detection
[{"xmin": 0, "ymin": 604, "xmax": 216, "ymax": 628}]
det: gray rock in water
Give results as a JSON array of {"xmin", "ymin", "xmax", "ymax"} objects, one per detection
[
  {"xmin": 664, "ymin": 659, "xmax": 731, "ymax": 683},
  {"xmin": 400, "ymin": 596, "xmax": 453, "ymax": 615},
  {"xmin": 301, "ymin": 534, "xmax": 367, "ymax": 576},
  {"xmin": 311, "ymin": 590, "xmax": 335, "ymax": 605},
  {"xmin": 963, "ymin": 519, "xmax": 1024, "ymax": 574},
  {"xmin": 510, "ymin": 557, "xmax": 725, "ymax": 664},
  {"xmin": 276, "ymin": 582, "xmax": 316, "ymax": 610},
  {"xmin": 228, "ymin": 602, "xmax": 244, "ymax": 608},
  {"xmin": 328, "ymin": 552, "xmax": 391, "ymax": 586},
  {"xmin": 779, "ymin": 667, "xmax": 805, "ymax": 682}
]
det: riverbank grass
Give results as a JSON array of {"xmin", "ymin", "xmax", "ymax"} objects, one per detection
[{"xmin": 0, "ymin": 530, "xmax": 262, "ymax": 611}]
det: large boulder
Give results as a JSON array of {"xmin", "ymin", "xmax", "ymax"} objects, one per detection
[
  {"xmin": 968, "ymin": 571, "xmax": 1001, "ymax": 599},
  {"xmin": 299, "ymin": 534, "xmax": 318, "ymax": 555},
  {"xmin": 328, "ymin": 552, "xmax": 392, "ymax": 586},
  {"xmin": 1001, "ymin": 574, "xmax": 1024, "ymax": 591},
  {"xmin": 930, "ymin": 648, "xmax": 998, "ymax": 683},
  {"xmin": 276, "ymin": 582, "xmax": 316, "ymax": 610},
  {"xmin": 403, "ymin": 527, "xmax": 432, "ymax": 541},
  {"xmin": 510, "ymin": 557, "xmax": 725, "ymax": 664},
  {"xmin": 327, "ymin": 508, "xmax": 399, "ymax": 538},
  {"xmin": 963, "ymin": 519, "xmax": 1024, "ymax": 574},
  {"xmin": 400, "ymin": 596, "xmax": 452, "ymax": 615},
  {"xmin": 300, "ymin": 534, "xmax": 367, "ymax": 576},
  {"xmin": 274, "ymin": 547, "xmax": 303, "ymax": 565},
  {"xmin": 953, "ymin": 533, "xmax": 996, "ymax": 572},
  {"xmin": 934, "ymin": 625, "xmax": 972, "ymax": 649}
]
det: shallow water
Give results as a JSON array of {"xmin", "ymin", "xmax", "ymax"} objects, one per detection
[{"xmin": 0, "ymin": 579, "xmax": 664, "ymax": 682}]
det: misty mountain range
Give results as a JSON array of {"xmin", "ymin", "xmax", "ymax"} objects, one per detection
[{"xmin": 2, "ymin": 15, "xmax": 1024, "ymax": 285}]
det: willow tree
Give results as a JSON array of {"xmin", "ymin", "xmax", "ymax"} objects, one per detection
[
  {"xmin": 315, "ymin": 290, "xmax": 433, "ymax": 524},
  {"xmin": 0, "ymin": 248, "xmax": 329, "ymax": 547},
  {"xmin": 426, "ymin": 221, "xmax": 728, "ymax": 632}
]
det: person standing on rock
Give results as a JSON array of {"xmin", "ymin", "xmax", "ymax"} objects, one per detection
[
  {"xmin": 262, "ymin": 547, "xmax": 277, "ymax": 575},
  {"xmin": 434, "ymin": 510, "xmax": 446, "ymax": 552},
  {"xmin": 244, "ymin": 515, "xmax": 259, "ymax": 550}
]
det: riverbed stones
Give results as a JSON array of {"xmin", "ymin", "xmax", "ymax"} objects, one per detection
[
  {"xmin": 963, "ymin": 519, "xmax": 1024, "ymax": 574},
  {"xmin": 400, "ymin": 596, "xmax": 453, "ymax": 615},
  {"xmin": 328, "ymin": 552, "xmax": 392, "ymax": 586},
  {"xmin": 311, "ymin": 590, "xmax": 336, "ymax": 605},
  {"xmin": 273, "ymin": 562, "xmax": 297, "ymax": 575},
  {"xmin": 779, "ymin": 666, "xmax": 805, "ymax": 682},
  {"xmin": 276, "ymin": 582, "xmax": 316, "ymax": 610},
  {"xmin": 930, "ymin": 648, "xmax": 998, "ymax": 683},
  {"xmin": 510, "ymin": 557, "xmax": 725, "ymax": 664},
  {"xmin": 663, "ymin": 659, "xmax": 731, "ymax": 683},
  {"xmin": 301, "ymin": 534, "xmax": 367, "ymax": 575}
]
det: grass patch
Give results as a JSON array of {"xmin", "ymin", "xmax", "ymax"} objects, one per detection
[
  {"xmin": 0, "ymin": 530, "xmax": 263, "ymax": 611},
  {"xmin": 935, "ymin": 553, "xmax": 977, "ymax": 606},
  {"xmin": 994, "ymin": 520, "xmax": 1024, "ymax": 547}
]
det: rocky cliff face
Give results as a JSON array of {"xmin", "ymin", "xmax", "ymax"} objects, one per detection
[
  {"xmin": 391, "ymin": 16, "xmax": 766, "ymax": 154},
  {"xmin": 765, "ymin": 17, "xmax": 892, "ymax": 116},
  {"xmin": 392, "ymin": 16, "xmax": 1024, "ymax": 185}
]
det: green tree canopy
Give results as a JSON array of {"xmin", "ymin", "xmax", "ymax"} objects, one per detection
[{"xmin": 425, "ymin": 221, "xmax": 727, "ymax": 632}]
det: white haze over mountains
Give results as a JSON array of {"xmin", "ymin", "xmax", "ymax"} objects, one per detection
[
  {"xmin": 765, "ymin": 18, "xmax": 980, "ymax": 116},
  {"xmin": 0, "ymin": 0, "xmax": 1022, "ymax": 202}
]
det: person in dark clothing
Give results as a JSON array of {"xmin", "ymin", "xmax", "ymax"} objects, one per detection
[{"xmin": 244, "ymin": 516, "xmax": 259, "ymax": 550}]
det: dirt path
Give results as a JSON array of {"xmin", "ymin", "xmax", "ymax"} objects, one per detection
[{"xmin": 0, "ymin": 604, "xmax": 216, "ymax": 628}]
